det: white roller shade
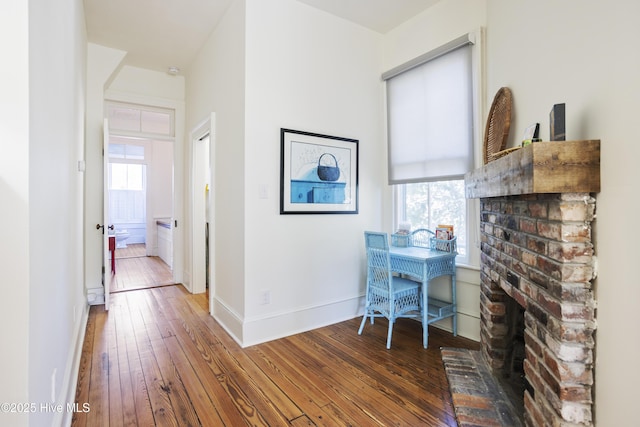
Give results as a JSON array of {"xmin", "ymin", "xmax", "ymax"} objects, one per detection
[{"xmin": 386, "ymin": 39, "xmax": 473, "ymax": 184}]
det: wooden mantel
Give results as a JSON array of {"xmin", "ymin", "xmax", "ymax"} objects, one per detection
[{"xmin": 465, "ymin": 140, "xmax": 600, "ymax": 199}]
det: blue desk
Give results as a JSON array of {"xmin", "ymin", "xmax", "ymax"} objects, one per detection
[{"xmin": 389, "ymin": 245, "xmax": 457, "ymax": 348}]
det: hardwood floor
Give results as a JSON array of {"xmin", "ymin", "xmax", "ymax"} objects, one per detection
[
  {"xmin": 111, "ymin": 244, "xmax": 174, "ymax": 293},
  {"xmin": 72, "ymin": 285, "xmax": 480, "ymax": 426}
]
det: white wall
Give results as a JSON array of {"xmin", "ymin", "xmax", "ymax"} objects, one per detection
[
  {"xmin": 0, "ymin": 0, "xmax": 91, "ymax": 425},
  {"xmin": 0, "ymin": 2, "xmax": 30, "ymax": 426},
  {"xmin": 242, "ymin": 0, "xmax": 385, "ymax": 345},
  {"xmin": 185, "ymin": 0, "xmax": 386, "ymax": 345},
  {"xmin": 382, "ymin": 0, "xmax": 486, "ymax": 75},
  {"xmin": 185, "ymin": 0, "xmax": 247, "ymax": 339},
  {"xmin": 107, "ymin": 65, "xmax": 185, "ymax": 101},
  {"xmin": 485, "ymin": 1, "xmax": 640, "ymax": 425}
]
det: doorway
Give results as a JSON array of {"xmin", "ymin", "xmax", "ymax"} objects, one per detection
[
  {"xmin": 106, "ymin": 102, "xmax": 177, "ymax": 292},
  {"xmin": 191, "ymin": 114, "xmax": 215, "ymax": 297}
]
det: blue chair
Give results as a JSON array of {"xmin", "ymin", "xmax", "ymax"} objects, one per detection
[{"xmin": 358, "ymin": 231, "xmax": 423, "ymax": 349}]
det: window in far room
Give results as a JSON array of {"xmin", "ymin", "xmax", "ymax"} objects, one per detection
[
  {"xmin": 108, "ymin": 144, "xmax": 147, "ymax": 224},
  {"xmin": 384, "ymin": 32, "xmax": 482, "ymax": 266}
]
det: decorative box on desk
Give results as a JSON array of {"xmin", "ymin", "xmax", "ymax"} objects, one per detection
[
  {"xmin": 430, "ymin": 236, "xmax": 457, "ymax": 253},
  {"xmin": 391, "ymin": 233, "xmax": 410, "ymax": 247}
]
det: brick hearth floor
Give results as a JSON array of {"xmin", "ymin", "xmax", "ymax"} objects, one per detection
[{"xmin": 441, "ymin": 348, "xmax": 523, "ymax": 427}]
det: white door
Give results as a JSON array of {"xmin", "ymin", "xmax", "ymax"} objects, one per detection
[{"xmin": 102, "ymin": 118, "xmax": 112, "ymax": 310}]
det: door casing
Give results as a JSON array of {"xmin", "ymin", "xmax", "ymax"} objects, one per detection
[{"xmin": 190, "ymin": 113, "xmax": 215, "ymax": 299}]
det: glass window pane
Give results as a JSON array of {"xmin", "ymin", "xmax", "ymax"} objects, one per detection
[
  {"xmin": 401, "ymin": 180, "xmax": 466, "ymax": 256},
  {"xmin": 110, "ymin": 163, "xmax": 128, "ymax": 190},
  {"xmin": 127, "ymin": 164, "xmax": 144, "ymax": 190},
  {"xmin": 107, "ymin": 104, "xmax": 173, "ymax": 136},
  {"xmin": 125, "ymin": 145, "xmax": 145, "ymax": 160},
  {"xmin": 109, "ymin": 163, "xmax": 146, "ymax": 223},
  {"xmin": 141, "ymin": 110, "xmax": 172, "ymax": 135},
  {"xmin": 108, "ymin": 143, "xmax": 125, "ymax": 159},
  {"xmin": 108, "ymin": 106, "xmax": 141, "ymax": 132},
  {"xmin": 109, "ymin": 163, "xmax": 145, "ymax": 191}
]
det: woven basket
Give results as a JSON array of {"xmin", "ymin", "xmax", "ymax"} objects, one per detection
[
  {"xmin": 317, "ymin": 153, "xmax": 340, "ymax": 181},
  {"xmin": 483, "ymin": 87, "xmax": 513, "ymax": 164},
  {"xmin": 491, "ymin": 146, "xmax": 521, "ymax": 160}
]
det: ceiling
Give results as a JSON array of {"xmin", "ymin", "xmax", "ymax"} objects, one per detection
[{"xmin": 84, "ymin": 0, "xmax": 441, "ymax": 74}]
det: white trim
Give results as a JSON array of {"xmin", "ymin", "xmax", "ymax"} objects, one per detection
[
  {"xmin": 188, "ymin": 113, "xmax": 216, "ymax": 297},
  {"xmin": 105, "ymin": 100, "xmax": 176, "ymax": 138},
  {"xmin": 241, "ymin": 295, "xmax": 364, "ymax": 348},
  {"xmin": 212, "ymin": 296, "xmax": 244, "ymax": 346},
  {"xmin": 104, "ymin": 89, "xmax": 183, "ymax": 110},
  {"xmin": 54, "ymin": 303, "xmax": 89, "ymax": 427}
]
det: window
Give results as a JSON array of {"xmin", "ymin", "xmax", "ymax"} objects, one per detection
[
  {"xmin": 109, "ymin": 163, "xmax": 145, "ymax": 191},
  {"xmin": 108, "ymin": 143, "xmax": 147, "ymax": 224},
  {"xmin": 108, "ymin": 163, "xmax": 146, "ymax": 223},
  {"xmin": 106, "ymin": 102, "xmax": 174, "ymax": 137},
  {"xmin": 108, "ymin": 143, "xmax": 144, "ymax": 160},
  {"xmin": 385, "ymin": 33, "xmax": 481, "ymax": 266},
  {"xmin": 396, "ymin": 180, "xmax": 467, "ymax": 256}
]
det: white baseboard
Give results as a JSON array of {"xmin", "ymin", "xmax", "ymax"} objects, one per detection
[
  {"xmin": 212, "ymin": 295, "xmax": 365, "ymax": 348},
  {"xmin": 211, "ymin": 294, "xmax": 479, "ymax": 348},
  {"xmin": 211, "ymin": 297, "xmax": 244, "ymax": 346},
  {"xmin": 53, "ymin": 303, "xmax": 89, "ymax": 427}
]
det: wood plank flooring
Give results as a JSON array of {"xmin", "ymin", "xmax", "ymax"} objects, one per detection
[
  {"xmin": 72, "ymin": 285, "xmax": 480, "ymax": 426},
  {"xmin": 111, "ymin": 244, "xmax": 174, "ymax": 293}
]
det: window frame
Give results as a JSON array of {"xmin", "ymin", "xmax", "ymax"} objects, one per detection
[{"xmin": 106, "ymin": 101, "xmax": 175, "ymax": 139}]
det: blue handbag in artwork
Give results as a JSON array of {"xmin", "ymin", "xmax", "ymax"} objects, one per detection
[{"xmin": 317, "ymin": 153, "xmax": 340, "ymax": 181}]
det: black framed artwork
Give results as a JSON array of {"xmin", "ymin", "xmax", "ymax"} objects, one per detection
[{"xmin": 280, "ymin": 128, "xmax": 358, "ymax": 214}]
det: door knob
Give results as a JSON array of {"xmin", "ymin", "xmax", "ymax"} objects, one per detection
[{"xmin": 96, "ymin": 224, "xmax": 115, "ymax": 233}]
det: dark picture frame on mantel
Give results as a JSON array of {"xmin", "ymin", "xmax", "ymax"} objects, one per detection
[{"xmin": 280, "ymin": 128, "xmax": 359, "ymax": 214}]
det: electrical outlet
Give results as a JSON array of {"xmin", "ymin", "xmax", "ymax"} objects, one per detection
[{"xmin": 260, "ymin": 290, "xmax": 271, "ymax": 305}]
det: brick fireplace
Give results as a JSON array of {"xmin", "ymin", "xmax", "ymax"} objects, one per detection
[
  {"xmin": 463, "ymin": 140, "xmax": 600, "ymax": 426},
  {"xmin": 479, "ymin": 193, "xmax": 596, "ymax": 425}
]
